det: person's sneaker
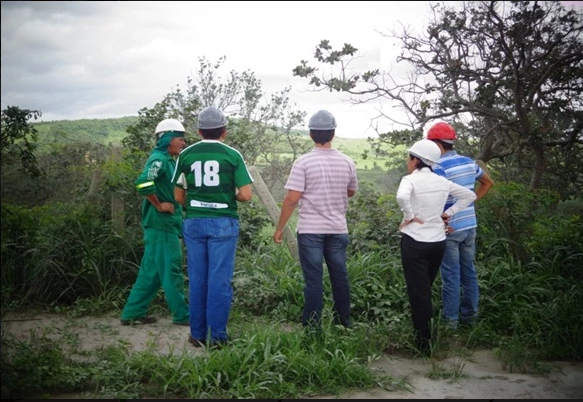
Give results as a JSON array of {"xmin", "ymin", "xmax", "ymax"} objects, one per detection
[
  {"xmin": 188, "ymin": 335, "xmax": 205, "ymax": 348},
  {"xmin": 120, "ymin": 316, "xmax": 157, "ymax": 326},
  {"xmin": 173, "ymin": 320, "xmax": 190, "ymax": 326},
  {"xmin": 440, "ymin": 318, "xmax": 458, "ymax": 330}
]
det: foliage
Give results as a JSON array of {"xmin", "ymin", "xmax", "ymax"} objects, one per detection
[
  {"xmin": 32, "ymin": 116, "xmax": 138, "ymax": 147},
  {"xmin": 476, "ymin": 182, "xmax": 583, "ymax": 278},
  {"xmin": 479, "ymin": 257, "xmax": 583, "ymax": 361},
  {"xmin": 1, "ymin": 141, "xmax": 112, "ymax": 207},
  {"xmin": 1, "ymin": 316, "xmax": 390, "ymax": 399},
  {"xmin": 0, "ymin": 202, "xmax": 142, "ymax": 309},
  {"xmin": 237, "ymin": 199, "xmax": 273, "ymax": 250},
  {"xmin": 123, "ymin": 56, "xmax": 311, "ymax": 190},
  {"xmin": 346, "ymin": 182, "xmax": 403, "ymax": 254},
  {"xmin": 293, "ymin": 1, "xmax": 583, "ymax": 194},
  {"xmin": 2, "ymin": 34, "xmax": 583, "ymax": 397},
  {"xmin": 1, "ymin": 106, "xmax": 43, "ymax": 178},
  {"xmin": 0, "ymin": 330, "xmax": 91, "ymax": 398}
]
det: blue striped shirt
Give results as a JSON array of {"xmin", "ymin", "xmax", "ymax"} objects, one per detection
[{"xmin": 433, "ymin": 151, "xmax": 483, "ymax": 231}]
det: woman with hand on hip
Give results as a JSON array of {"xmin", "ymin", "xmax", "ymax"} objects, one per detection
[{"xmin": 396, "ymin": 139, "xmax": 476, "ymax": 355}]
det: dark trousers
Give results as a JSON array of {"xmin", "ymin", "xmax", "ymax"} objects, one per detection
[{"xmin": 400, "ymin": 234, "xmax": 446, "ymax": 350}]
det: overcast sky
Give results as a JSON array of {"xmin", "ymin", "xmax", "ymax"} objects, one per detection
[{"xmin": 2, "ymin": 1, "xmax": 581, "ymax": 138}]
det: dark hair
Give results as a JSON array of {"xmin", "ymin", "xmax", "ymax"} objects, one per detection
[
  {"xmin": 436, "ymin": 139, "xmax": 453, "ymax": 151},
  {"xmin": 310, "ymin": 129, "xmax": 334, "ymax": 145},
  {"xmin": 409, "ymin": 154, "xmax": 433, "ymax": 171},
  {"xmin": 199, "ymin": 126, "xmax": 226, "ymax": 140}
]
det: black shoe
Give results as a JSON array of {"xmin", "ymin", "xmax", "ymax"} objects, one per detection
[
  {"xmin": 188, "ymin": 335, "xmax": 205, "ymax": 348},
  {"xmin": 121, "ymin": 316, "xmax": 157, "ymax": 326}
]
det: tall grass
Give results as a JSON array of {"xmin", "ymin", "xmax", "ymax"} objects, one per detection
[
  {"xmin": 1, "ymin": 314, "xmax": 391, "ymax": 399},
  {"xmin": 1, "ymin": 202, "xmax": 142, "ymax": 311},
  {"xmin": 2, "ymin": 180, "xmax": 582, "ymax": 397}
]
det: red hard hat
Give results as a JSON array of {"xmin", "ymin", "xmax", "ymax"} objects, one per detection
[{"xmin": 427, "ymin": 122, "xmax": 456, "ymax": 143}]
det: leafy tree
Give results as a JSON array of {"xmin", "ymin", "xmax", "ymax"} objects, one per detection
[
  {"xmin": 293, "ymin": 1, "xmax": 583, "ymax": 193},
  {"xmin": 124, "ymin": 56, "xmax": 311, "ymax": 191},
  {"xmin": 1, "ymin": 106, "xmax": 43, "ymax": 178}
]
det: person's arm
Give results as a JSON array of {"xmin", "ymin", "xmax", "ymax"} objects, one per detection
[
  {"xmin": 475, "ymin": 172, "xmax": 494, "ymax": 201},
  {"xmin": 146, "ymin": 193, "xmax": 175, "ymax": 214},
  {"xmin": 273, "ymin": 189, "xmax": 302, "ymax": 244},
  {"xmin": 236, "ymin": 184, "xmax": 252, "ymax": 202},
  {"xmin": 396, "ymin": 177, "xmax": 420, "ymax": 229},
  {"xmin": 135, "ymin": 156, "xmax": 174, "ymax": 213},
  {"xmin": 174, "ymin": 187, "xmax": 186, "ymax": 207},
  {"xmin": 347, "ymin": 189, "xmax": 356, "ymax": 198},
  {"xmin": 174, "ymin": 172, "xmax": 187, "ymax": 206},
  {"xmin": 444, "ymin": 181, "xmax": 477, "ymax": 217}
]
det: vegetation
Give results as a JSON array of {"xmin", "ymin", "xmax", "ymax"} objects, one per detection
[
  {"xmin": 2, "ymin": 114, "xmax": 581, "ymax": 398},
  {"xmin": 1, "ymin": 2, "xmax": 582, "ymax": 397},
  {"xmin": 294, "ymin": 0, "xmax": 583, "ymax": 196},
  {"xmin": 1, "ymin": 106, "xmax": 43, "ymax": 178}
]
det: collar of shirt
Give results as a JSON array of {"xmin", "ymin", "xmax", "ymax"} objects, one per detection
[{"xmin": 411, "ymin": 167, "xmax": 433, "ymax": 175}]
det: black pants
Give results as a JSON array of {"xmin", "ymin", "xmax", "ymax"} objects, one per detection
[{"xmin": 400, "ymin": 234, "xmax": 446, "ymax": 350}]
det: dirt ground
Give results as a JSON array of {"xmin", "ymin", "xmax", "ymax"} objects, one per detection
[{"xmin": 3, "ymin": 312, "xmax": 582, "ymax": 399}]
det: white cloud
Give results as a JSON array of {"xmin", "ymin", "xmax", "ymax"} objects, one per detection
[{"xmin": 1, "ymin": 1, "xmax": 434, "ymax": 138}]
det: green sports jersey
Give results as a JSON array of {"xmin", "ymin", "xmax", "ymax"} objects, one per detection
[{"xmin": 172, "ymin": 140, "xmax": 253, "ymax": 219}]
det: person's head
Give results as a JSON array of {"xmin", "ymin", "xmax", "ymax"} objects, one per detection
[
  {"xmin": 308, "ymin": 110, "xmax": 336, "ymax": 145},
  {"xmin": 407, "ymin": 139, "xmax": 441, "ymax": 173},
  {"xmin": 154, "ymin": 118, "xmax": 186, "ymax": 156},
  {"xmin": 427, "ymin": 121, "xmax": 456, "ymax": 151},
  {"xmin": 197, "ymin": 106, "xmax": 227, "ymax": 140}
]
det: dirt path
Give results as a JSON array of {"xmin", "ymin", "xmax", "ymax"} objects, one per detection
[{"xmin": 3, "ymin": 312, "xmax": 582, "ymax": 399}]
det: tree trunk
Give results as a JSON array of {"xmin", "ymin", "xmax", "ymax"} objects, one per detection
[{"xmin": 529, "ymin": 145, "xmax": 545, "ymax": 191}]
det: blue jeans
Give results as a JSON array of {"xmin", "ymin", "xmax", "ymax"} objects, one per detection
[
  {"xmin": 440, "ymin": 227, "xmax": 479, "ymax": 324},
  {"xmin": 297, "ymin": 233, "xmax": 351, "ymax": 329},
  {"xmin": 183, "ymin": 217, "xmax": 239, "ymax": 342}
]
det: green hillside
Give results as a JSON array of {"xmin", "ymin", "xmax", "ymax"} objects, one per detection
[
  {"xmin": 32, "ymin": 116, "xmax": 139, "ymax": 146},
  {"xmin": 30, "ymin": 116, "xmax": 404, "ymax": 192}
]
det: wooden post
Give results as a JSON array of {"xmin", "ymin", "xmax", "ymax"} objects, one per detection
[
  {"xmin": 476, "ymin": 159, "xmax": 489, "ymax": 174},
  {"xmin": 248, "ymin": 166, "xmax": 298, "ymax": 260},
  {"xmin": 110, "ymin": 148, "xmax": 125, "ymax": 235}
]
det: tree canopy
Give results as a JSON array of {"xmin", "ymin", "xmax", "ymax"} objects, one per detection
[
  {"xmin": 123, "ymin": 56, "xmax": 311, "ymax": 191},
  {"xmin": 293, "ymin": 1, "xmax": 583, "ymax": 194},
  {"xmin": 1, "ymin": 106, "xmax": 43, "ymax": 178}
]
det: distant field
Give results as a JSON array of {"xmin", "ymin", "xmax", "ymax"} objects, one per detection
[{"xmin": 31, "ymin": 116, "xmax": 404, "ymax": 193}]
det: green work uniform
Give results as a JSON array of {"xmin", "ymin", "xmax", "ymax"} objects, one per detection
[{"xmin": 121, "ymin": 139, "xmax": 189, "ymax": 323}]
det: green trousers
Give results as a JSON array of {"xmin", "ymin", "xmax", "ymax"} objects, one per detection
[{"xmin": 121, "ymin": 227, "xmax": 189, "ymax": 323}]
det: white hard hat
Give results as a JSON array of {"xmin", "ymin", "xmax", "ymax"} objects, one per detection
[
  {"xmin": 408, "ymin": 139, "xmax": 441, "ymax": 166},
  {"xmin": 197, "ymin": 106, "xmax": 227, "ymax": 129},
  {"xmin": 308, "ymin": 110, "xmax": 337, "ymax": 130},
  {"xmin": 155, "ymin": 119, "xmax": 185, "ymax": 138}
]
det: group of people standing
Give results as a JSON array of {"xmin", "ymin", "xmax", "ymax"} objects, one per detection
[{"xmin": 119, "ymin": 106, "xmax": 493, "ymax": 355}]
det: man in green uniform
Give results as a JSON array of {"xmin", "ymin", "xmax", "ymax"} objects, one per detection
[
  {"xmin": 120, "ymin": 118, "xmax": 190, "ymax": 326},
  {"xmin": 173, "ymin": 106, "xmax": 253, "ymax": 348}
]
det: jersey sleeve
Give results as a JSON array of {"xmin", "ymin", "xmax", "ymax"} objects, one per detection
[
  {"xmin": 474, "ymin": 161, "xmax": 484, "ymax": 180},
  {"xmin": 234, "ymin": 156, "xmax": 254, "ymax": 188},
  {"xmin": 135, "ymin": 157, "xmax": 163, "ymax": 196},
  {"xmin": 172, "ymin": 155, "xmax": 187, "ymax": 189}
]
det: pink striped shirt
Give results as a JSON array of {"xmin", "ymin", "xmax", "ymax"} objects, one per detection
[{"xmin": 285, "ymin": 148, "xmax": 358, "ymax": 234}]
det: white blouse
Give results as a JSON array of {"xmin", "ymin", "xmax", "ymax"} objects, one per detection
[{"xmin": 396, "ymin": 168, "xmax": 477, "ymax": 242}]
